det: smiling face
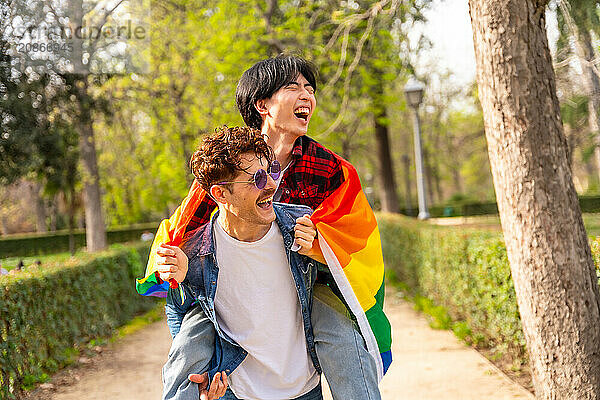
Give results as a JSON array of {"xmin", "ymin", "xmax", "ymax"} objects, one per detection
[
  {"xmin": 257, "ymin": 74, "xmax": 316, "ymax": 139},
  {"xmin": 210, "ymin": 153, "xmax": 277, "ymax": 237}
]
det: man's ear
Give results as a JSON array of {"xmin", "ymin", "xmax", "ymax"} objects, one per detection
[
  {"xmin": 209, "ymin": 185, "xmax": 228, "ymax": 204},
  {"xmin": 255, "ymin": 99, "xmax": 269, "ymax": 117}
]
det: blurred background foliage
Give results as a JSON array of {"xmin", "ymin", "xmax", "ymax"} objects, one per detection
[{"xmin": 0, "ymin": 0, "xmax": 599, "ymax": 235}]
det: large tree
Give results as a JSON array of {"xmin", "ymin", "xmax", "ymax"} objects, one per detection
[
  {"xmin": 469, "ymin": 0, "xmax": 600, "ymax": 398},
  {"xmin": 0, "ymin": 5, "xmax": 79, "ymax": 234},
  {"xmin": 3, "ymin": 0, "xmax": 114, "ymax": 249}
]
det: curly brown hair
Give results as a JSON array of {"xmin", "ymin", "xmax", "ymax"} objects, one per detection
[{"xmin": 190, "ymin": 126, "xmax": 275, "ymax": 191}]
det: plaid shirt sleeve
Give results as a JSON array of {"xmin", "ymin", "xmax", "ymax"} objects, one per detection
[{"xmin": 185, "ymin": 193, "xmax": 217, "ymax": 233}]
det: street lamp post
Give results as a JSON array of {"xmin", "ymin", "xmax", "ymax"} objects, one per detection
[{"xmin": 404, "ymin": 77, "xmax": 430, "ymax": 220}]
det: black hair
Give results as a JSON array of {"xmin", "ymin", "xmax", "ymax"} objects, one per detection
[{"xmin": 235, "ymin": 54, "xmax": 318, "ymax": 130}]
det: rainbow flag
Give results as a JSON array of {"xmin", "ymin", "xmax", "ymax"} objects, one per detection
[
  {"xmin": 136, "ymin": 159, "xmax": 392, "ymax": 380},
  {"xmin": 311, "ymin": 158, "xmax": 392, "ymax": 380},
  {"xmin": 135, "ymin": 180, "xmax": 210, "ymax": 298}
]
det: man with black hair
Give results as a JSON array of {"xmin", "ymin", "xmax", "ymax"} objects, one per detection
[
  {"xmin": 154, "ymin": 55, "xmax": 384, "ymax": 400},
  {"xmin": 182, "ymin": 55, "xmax": 343, "ymax": 230}
]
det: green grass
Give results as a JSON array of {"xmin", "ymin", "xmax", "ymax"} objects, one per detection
[
  {"xmin": 429, "ymin": 213, "xmax": 600, "ymax": 237},
  {"xmin": 583, "ymin": 214, "xmax": 600, "ymax": 237},
  {"xmin": 113, "ymin": 300, "xmax": 165, "ymax": 340},
  {"xmin": 0, "ymin": 242, "xmax": 140, "ymax": 271}
]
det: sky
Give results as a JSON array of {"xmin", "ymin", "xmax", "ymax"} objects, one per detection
[{"xmin": 415, "ymin": 0, "xmax": 560, "ymax": 88}]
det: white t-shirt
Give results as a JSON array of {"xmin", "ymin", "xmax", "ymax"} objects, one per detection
[{"xmin": 213, "ymin": 220, "xmax": 319, "ymax": 400}]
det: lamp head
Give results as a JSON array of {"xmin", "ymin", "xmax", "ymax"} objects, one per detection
[{"xmin": 404, "ymin": 77, "xmax": 425, "ymax": 108}]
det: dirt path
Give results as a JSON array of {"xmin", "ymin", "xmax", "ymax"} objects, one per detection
[{"xmin": 34, "ymin": 289, "xmax": 533, "ymax": 400}]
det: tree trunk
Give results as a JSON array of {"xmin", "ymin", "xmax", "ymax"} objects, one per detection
[
  {"xmin": 371, "ymin": 79, "xmax": 399, "ymax": 213},
  {"xmin": 452, "ymin": 166, "xmax": 463, "ymax": 196},
  {"xmin": 558, "ymin": 0, "xmax": 600, "ymax": 183},
  {"xmin": 67, "ymin": 0, "xmax": 106, "ymax": 251},
  {"xmin": 469, "ymin": 1, "xmax": 600, "ymax": 398},
  {"xmin": 68, "ymin": 187, "xmax": 77, "ymax": 255},
  {"xmin": 431, "ymin": 128, "xmax": 443, "ymax": 203},
  {"xmin": 374, "ymin": 114, "xmax": 399, "ymax": 213},
  {"xmin": 448, "ymin": 133, "xmax": 464, "ymax": 195},
  {"xmin": 423, "ymin": 147, "xmax": 435, "ymax": 206},
  {"xmin": 49, "ymin": 193, "xmax": 60, "ymax": 231},
  {"xmin": 0, "ymin": 215, "xmax": 7, "ymax": 236},
  {"xmin": 30, "ymin": 181, "xmax": 47, "ymax": 233},
  {"xmin": 77, "ymin": 78, "xmax": 107, "ymax": 252}
]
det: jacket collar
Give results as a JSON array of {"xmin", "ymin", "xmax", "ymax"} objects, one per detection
[{"xmin": 195, "ymin": 204, "xmax": 296, "ymax": 257}]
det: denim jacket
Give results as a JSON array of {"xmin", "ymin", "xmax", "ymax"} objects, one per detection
[{"xmin": 164, "ymin": 202, "xmax": 322, "ymax": 381}]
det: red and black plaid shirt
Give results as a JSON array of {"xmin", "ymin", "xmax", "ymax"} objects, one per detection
[{"xmin": 185, "ymin": 136, "xmax": 344, "ymax": 233}]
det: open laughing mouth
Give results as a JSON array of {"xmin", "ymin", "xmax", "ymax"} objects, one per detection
[
  {"xmin": 257, "ymin": 195, "xmax": 274, "ymax": 209},
  {"xmin": 294, "ymin": 106, "xmax": 310, "ymax": 121}
]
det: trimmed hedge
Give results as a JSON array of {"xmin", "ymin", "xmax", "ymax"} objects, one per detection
[
  {"xmin": 403, "ymin": 195, "xmax": 600, "ymax": 217},
  {"xmin": 378, "ymin": 214, "xmax": 526, "ymax": 360},
  {"xmin": 0, "ymin": 243, "xmax": 157, "ymax": 399},
  {"xmin": 0, "ymin": 223, "xmax": 159, "ymax": 258},
  {"xmin": 427, "ymin": 201, "xmax": 499, "ymax": 218},
  {"xmin": 579, "ymin": 195, "xmax": 600, "ymax": 213},
  {"xmin": 378, "ymin": 213, "xmax": 600, "ymax": 367}
]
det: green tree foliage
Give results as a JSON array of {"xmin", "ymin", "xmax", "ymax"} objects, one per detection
[
  {"xmin": 95, "ymin": 0, "xmax": 266, "ymax": 223},
  {"xmin": 0, "ymin": 34, "xmax": 79, "ymax": 193},
  {"xmin": 0, "ymin": 0, "xmax": 82, "ymax": 234},
  {"xmin": 0, "ymin": 22, "xmax": 43, "ymax": 185},
  {"xmin": 96, "ymin": 0, "xmax": 432, "ymax": 222},
  {"xmin": 2, "ymin": 0, "xmax": 517, "ymax": 227}
]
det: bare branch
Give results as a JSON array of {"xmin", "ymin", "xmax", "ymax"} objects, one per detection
[
  {"xmin": 557, "ymin": 0, "xmax": 600, "ymax": 80},
  {"xmin": 321, "ymin": 6, "xmax": 377, "ymax": 136},
  {"xmin": 320, "ymin": 0, "xmax": 400, "ymax": 95},
  {"xmin": 322, "ymin": 24, "xmax": 351, "ymax": 92},
  {"xmin": 323, "ymin": 23, "xmax": 347, "ymax": 54},
  {"xmin": 97, "ymin": 0, "xmax": 127, "ymax": 29},
  {"xmin": 553, "ymin": 55, "xmax": 576, "ymax": 70},
  {"xmin": 89, "ymin": 0, "xmax": 126, "ymax": 54},
  {"xmin": 308, "ymin": 9, "xmax": 322, "ymax": 30}
]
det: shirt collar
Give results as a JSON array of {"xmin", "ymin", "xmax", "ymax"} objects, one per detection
[
  {"xmin": 194, "ymin": 205, "xmax": 296, "ymax": 256},
  {"xmin": 291, "ymin": 136, "xmax": 304, "ymax": 158}
]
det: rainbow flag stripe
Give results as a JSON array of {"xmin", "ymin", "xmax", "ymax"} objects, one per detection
[
  {"xmin": 135, "ymin": 181, "xmax": 208, "ymax": 297},
  {"xmin": 312, "ymin": 158, "xmax": 392, "ymax": 380},
  {"xmin": 136, "ymin": 160, "xmax": 392, "ymax": 379}
]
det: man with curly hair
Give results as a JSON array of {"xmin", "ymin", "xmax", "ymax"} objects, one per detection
[
  {"xmin": 151, "ymin": 55, "xmax": 386, "ymax": 400},
  {"xmin": 163, "ymin": 125, "xmax": 340, "ymax": 400}
]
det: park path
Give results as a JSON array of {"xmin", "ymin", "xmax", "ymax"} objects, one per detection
[{"xmin": 38, "ymin": 288, "xmax": 533, "ymax": 400}]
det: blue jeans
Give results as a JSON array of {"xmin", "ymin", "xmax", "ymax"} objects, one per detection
[
  {"xmin": 162, "ymin": 285, "xmax": 380, "ymax": 400},
  {"xmin": 311, "ymin": 285, "xmax": 380, "ymax": 400}
]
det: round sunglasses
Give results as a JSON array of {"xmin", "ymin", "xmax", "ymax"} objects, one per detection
[{"xmin": 218, "ymin": 160, "xmax": 281, "ymax": 190}]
